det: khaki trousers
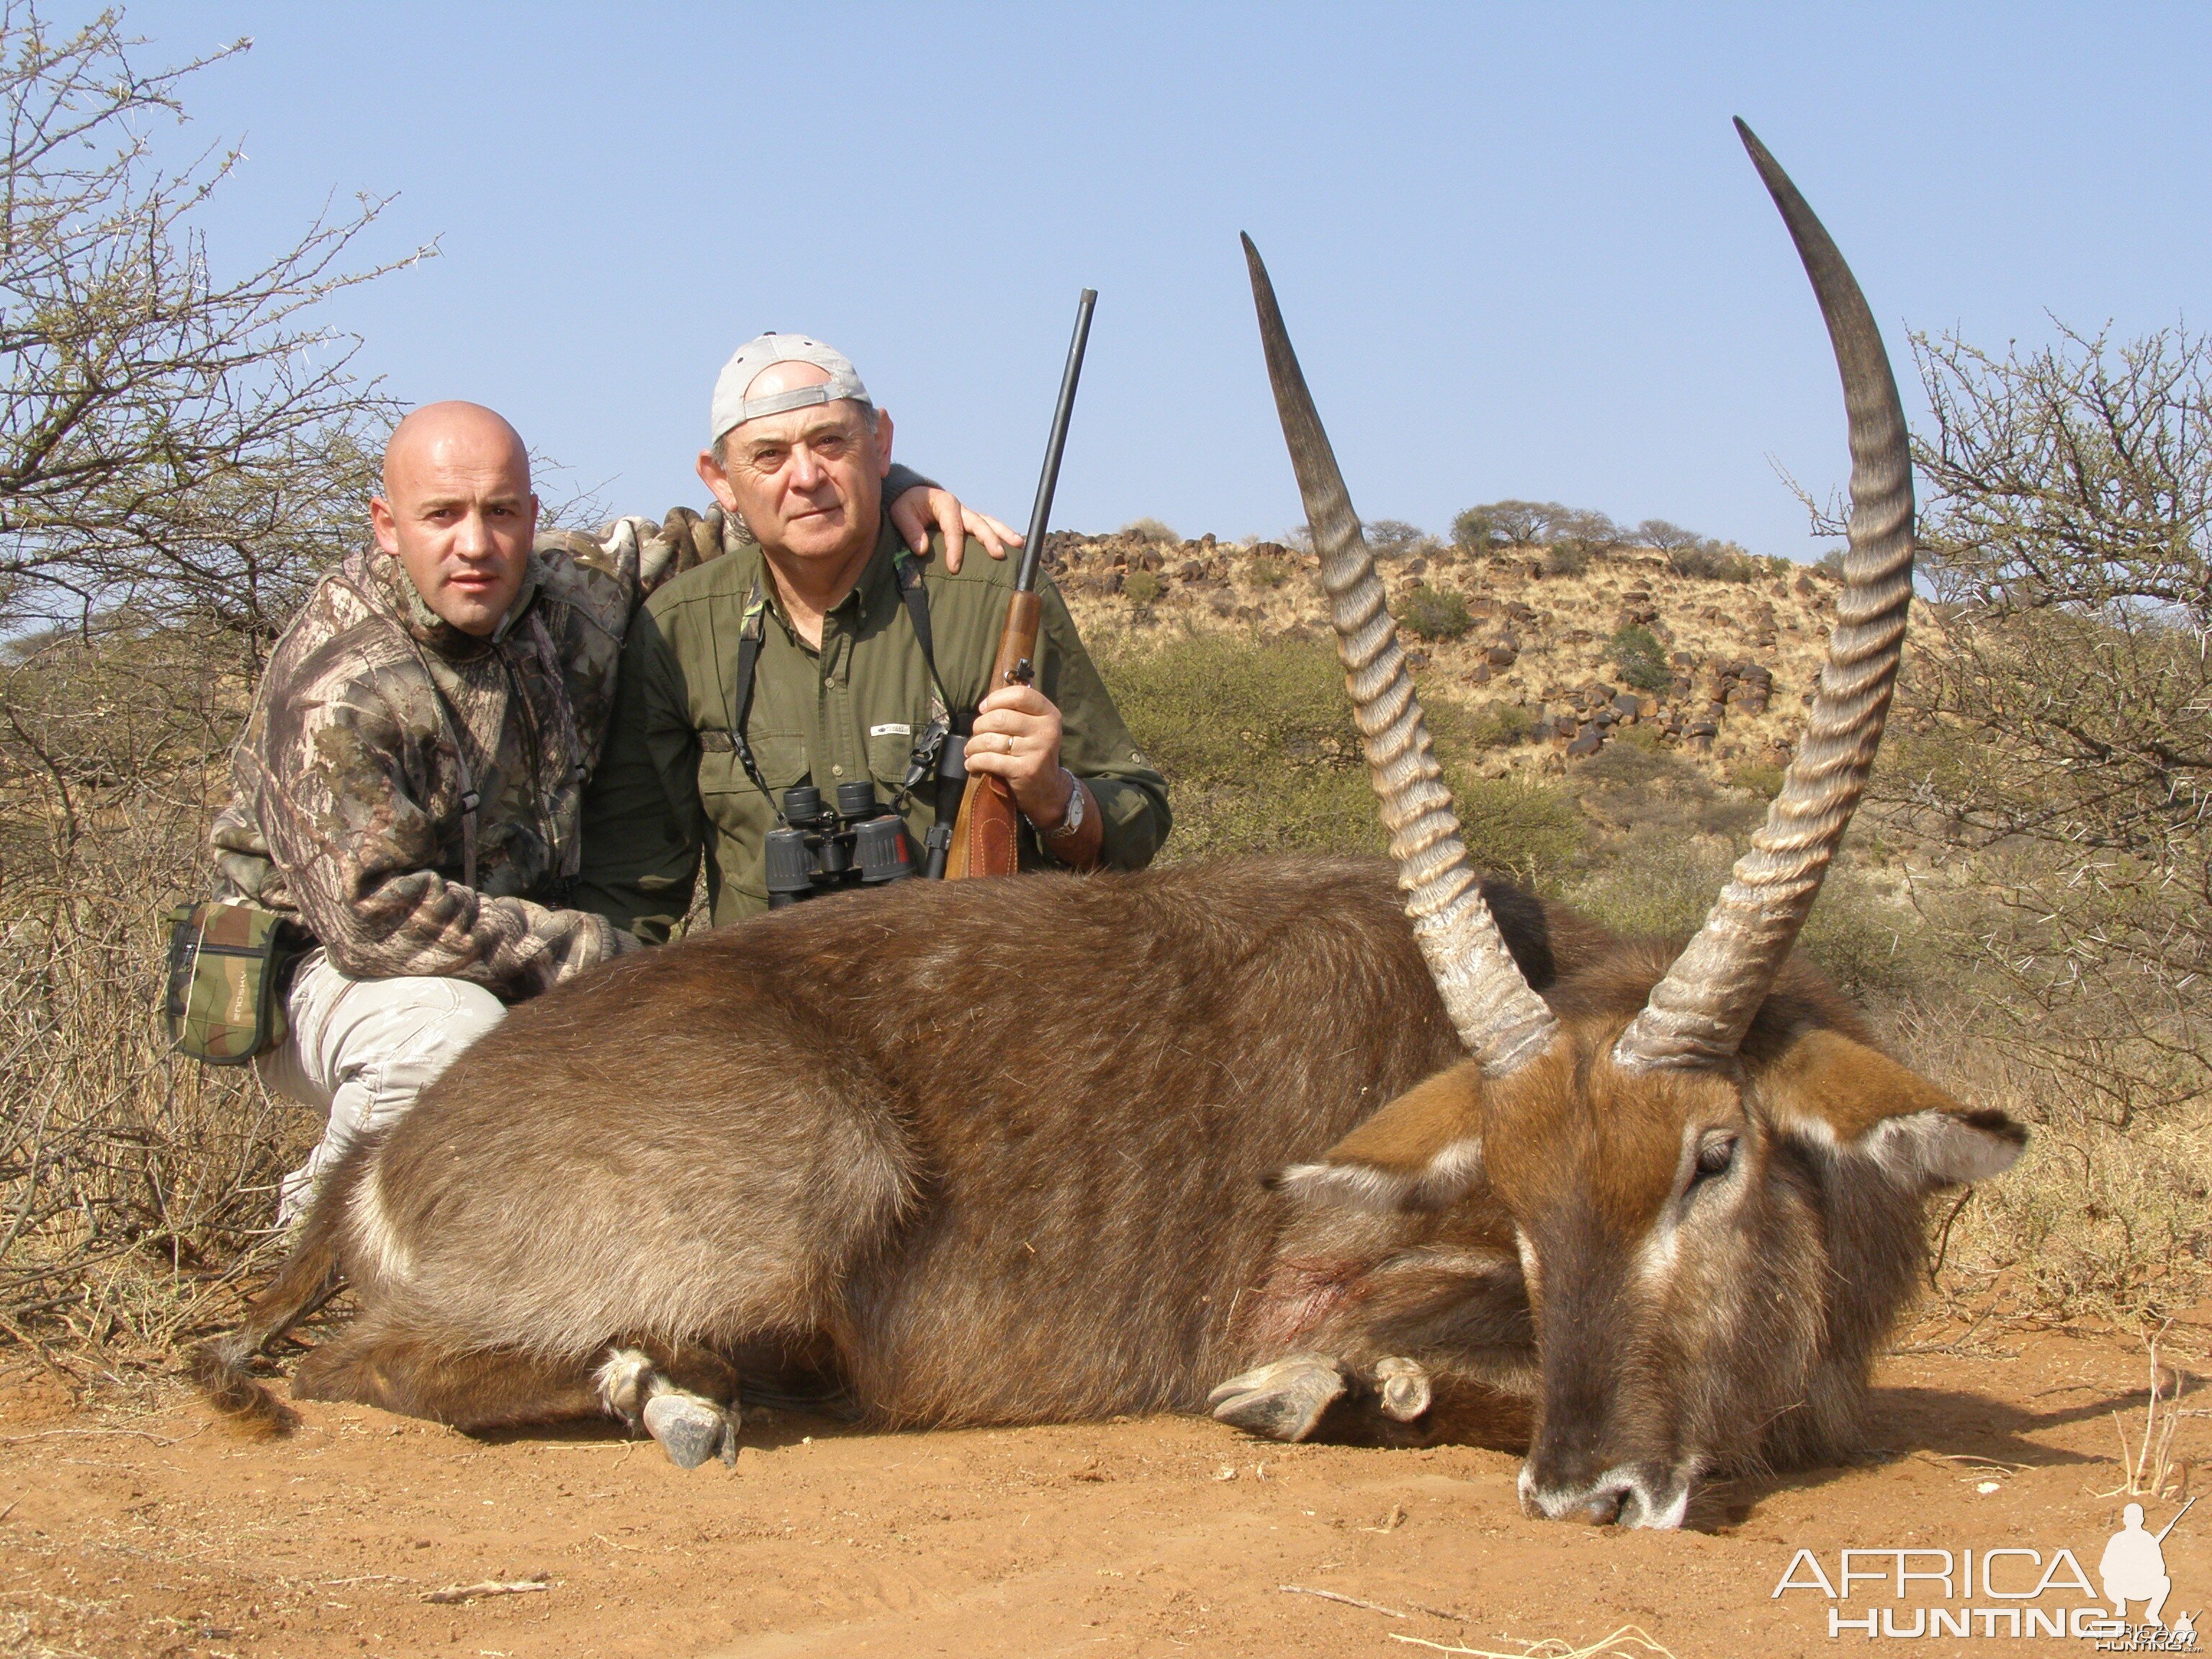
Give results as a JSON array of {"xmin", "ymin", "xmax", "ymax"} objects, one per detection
[{"xmin": 256, "ymin": 950, "xmax": 505, "ymax": 1223}]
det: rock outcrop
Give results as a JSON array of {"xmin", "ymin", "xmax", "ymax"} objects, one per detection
[{"xmin": 1051, "ymin": 531, "xmax": 1840, "ymax": 781}]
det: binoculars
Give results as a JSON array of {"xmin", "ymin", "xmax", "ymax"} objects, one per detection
[{"xmin": 763, "ymin": 782, "xmax": 916, "ymax": 907}]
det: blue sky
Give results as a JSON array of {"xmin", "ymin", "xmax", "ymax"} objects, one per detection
[{"xmin": 113, "ymin": 2, "xmax": 2212, "ymax": 557}]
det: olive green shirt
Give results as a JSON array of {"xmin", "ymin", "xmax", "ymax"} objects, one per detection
[{"xmin": 578, "ymin": 513, "xmax": 1169, "ymax": 940}]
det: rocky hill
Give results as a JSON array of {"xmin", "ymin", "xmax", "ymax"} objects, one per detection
[{"xmin": 1048, "ymin": 529, "xmax": 1842, "ymax": 783}]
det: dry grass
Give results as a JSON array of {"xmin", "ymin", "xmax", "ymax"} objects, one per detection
[
  {"xmin": 0, "ymin": 628, "xmax": 308, "ymax": 1377},
  {"xmin": 0, "ymin": 884, "xmax": 307, "ymax": 1380},
  {"xmin": 1894, "ymin": 999, "xmax": 2211, "ymax": 1329},
  {"xmin": 2094, "ymin": 1328, "xmax": 2195, "ymax": 1501},
  {"xmin": 0, "ymin": 827, "xmax": 308, "ymax": 1377}
]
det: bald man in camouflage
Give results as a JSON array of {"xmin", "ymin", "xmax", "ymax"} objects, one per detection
[{"xmin": 212, "ymin": 401, "xmax": 1004, "ymax": 1220}]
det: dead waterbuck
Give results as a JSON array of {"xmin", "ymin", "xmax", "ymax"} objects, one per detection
[{"xmin": 196, "ymin": 124, "xmax": 2023, "ymax": 1527}]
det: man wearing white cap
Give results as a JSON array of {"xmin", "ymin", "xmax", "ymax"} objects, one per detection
[{"xmin": 578, "ymin": 334, "xmax": 1169, "ymax": 938}]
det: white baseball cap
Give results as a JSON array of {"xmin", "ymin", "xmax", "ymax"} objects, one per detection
[{"xmin": 709, "ymin": 333, "xmax": 871, "ymax": 446}]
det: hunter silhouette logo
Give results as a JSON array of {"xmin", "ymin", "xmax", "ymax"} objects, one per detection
[{"xmin": 2101, "ymin": 1498, "xmax": 2193, "ymax": 1635}]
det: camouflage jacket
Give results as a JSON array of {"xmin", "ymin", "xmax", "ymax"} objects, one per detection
[{"xmin": 211, "ymin": 526, "xmax": 668, "ymax": 1000}]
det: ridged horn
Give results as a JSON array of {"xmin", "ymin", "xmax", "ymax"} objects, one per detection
[
  {"xmin": 1243, "ymin": 233, "xmax": 1557, "ymax": 1075},
  {"xmin": 1611, "ymin": 122, "xmax": 1915, "ymax": 1071}
]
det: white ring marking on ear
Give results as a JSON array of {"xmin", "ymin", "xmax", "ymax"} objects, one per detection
[
  {"xmin": 1276, "ymin": 1137, "xmax": 1484, "ymax": 1213},
  {"xmin": 1861, "ymin": 1109, "xmax": 2026, "ymax": 1186}
]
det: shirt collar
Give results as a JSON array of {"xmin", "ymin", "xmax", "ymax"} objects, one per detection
[{"xmin": 757, "ymin": 513, "xmax": 905, "ymax": 641}]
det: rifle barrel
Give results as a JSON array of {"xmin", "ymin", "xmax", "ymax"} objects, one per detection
[
  {"xmin": 1015, "ymin": 288, "xmax": 1097, "ymax": 593},
  {"xmin": 2154, "ymin": 1494, "xmax": 2195, "ymax": 1543}
]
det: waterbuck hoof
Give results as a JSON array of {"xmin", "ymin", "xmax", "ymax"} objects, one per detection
[
  {"xmin": 1375, "ymin": 1356, "xmax": 1433, "ymax": 1422},
  {"xmin": 1207, "ymin": 1354, "xmax": 1350, "ymax": 1442},
  {"xmin": 642, "ymin": 1393, "xmax": 737, "ymax": 1470}
]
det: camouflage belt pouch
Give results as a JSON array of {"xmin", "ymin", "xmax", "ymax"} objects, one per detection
[{"xmin": 162, "ymin": 901, "xmax": 302, "ymax": 1065}]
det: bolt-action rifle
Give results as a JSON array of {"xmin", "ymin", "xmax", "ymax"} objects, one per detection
[{"xmin": 943, "ymin": 287, "xmax": 1097, "ymax": 880}]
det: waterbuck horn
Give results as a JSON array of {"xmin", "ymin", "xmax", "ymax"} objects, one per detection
[
  {"xmin": 1243, "ymin": 233, "xmax": 1557, "ymax": 1075},
  {"xmin": 1611, "ymin": 121, "xmax": 1915, "ymax": 1071}
]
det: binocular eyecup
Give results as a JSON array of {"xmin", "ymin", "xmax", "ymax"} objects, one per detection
[{"xmin": 765, "ymin": 781, "xmax": 915, "ymax": 906}]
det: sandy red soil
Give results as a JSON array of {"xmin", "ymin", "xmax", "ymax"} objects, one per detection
[{"xmin": 3, "ymin": 1316, "xmax": 2204, "ymax": 1658}]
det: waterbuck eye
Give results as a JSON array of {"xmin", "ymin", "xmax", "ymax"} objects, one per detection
[{"xmin": 1692, "ymin": 1134, "xmax": 1738, "ymax": 1183}]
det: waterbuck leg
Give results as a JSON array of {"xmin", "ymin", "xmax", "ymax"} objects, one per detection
[
  {"xmin": 595, "ymin": 1346, "xmax": 739, "ymax": 1470},
  {"xmin": 1208, "ymin": 1354, "xmax": 1352, "ymax": 1441},
  {"xmin": 292, "ymin": 1313, "xmax": 606, "ymax": 1431},
  {"xmin": 1375, "ymin": 1355, "xmax": 1434, "ymax": 1422}
]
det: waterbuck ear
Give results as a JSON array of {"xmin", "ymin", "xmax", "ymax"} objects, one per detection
[
  {"xmin": 1760, "ymin": 1028, "xmax": 2026, "ymax": 1189},
  {"xmin": 1272, "ymin": 1063, "xmax": 1485, "ymax": 1213}
]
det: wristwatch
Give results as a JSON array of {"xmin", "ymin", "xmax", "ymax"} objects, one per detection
[{"xmin": 1042, "ymin": 767, "xmax": 1086, "ymax": 841}]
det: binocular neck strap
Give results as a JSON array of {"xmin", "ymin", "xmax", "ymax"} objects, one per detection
[
  {"xmin": 727, "ymin": 584, "xmax": 786, "ymax": 826},
  {"xmin": 729, "ymin": 559, "xmax": 956, "ymax": 825},
  {"xmin": 892, "ymin": 551, "xmax": 953, "ymax": 714}
]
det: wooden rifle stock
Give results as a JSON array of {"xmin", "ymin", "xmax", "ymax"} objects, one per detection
[
  {"xmin": 945, "ymin": 288, "xmax": 1095, "ymax": 879},
  {"xmin": 943, "ymin": 591, "xmax": 1040, "ymax": 879}
]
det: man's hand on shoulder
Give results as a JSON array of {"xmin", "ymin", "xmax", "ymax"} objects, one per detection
[
  {"xmin": 889, "ymin": 485, "xmax": 1022, "ymax": 575},
  {"xmin": 541, "ymin": 515, "xmax": 666, "ymax": 590}
]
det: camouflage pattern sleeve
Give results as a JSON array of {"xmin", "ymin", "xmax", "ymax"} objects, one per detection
[{"xmin": 256, "ymin": 647, "xmax": 634, "ymax": 999}]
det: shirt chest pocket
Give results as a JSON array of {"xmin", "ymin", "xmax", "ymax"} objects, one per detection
[
  {"xmin": 696, "ymin": 727, "xmax": 808, "ymax": 822},
  {"xmin": 866, "ymin": 721, "xmax": 922, "ymax": 791}
]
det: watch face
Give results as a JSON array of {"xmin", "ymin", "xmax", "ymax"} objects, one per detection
[{"xmin": 1049, "ymin": 777, "xmax": 1083, "ymax": 836}]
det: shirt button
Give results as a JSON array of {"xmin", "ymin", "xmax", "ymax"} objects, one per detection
[{"xmin": 831, "ymin": 764, "xmax": 845, "ymax": 777}]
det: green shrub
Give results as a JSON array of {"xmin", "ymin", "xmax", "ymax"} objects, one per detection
[
  {"xmin": 1245, "ymin": 552, "xmax": 1290, "ymax": 588},
  {"xmin": 1099, "ymin": 632, "xmax": 1577, "ymax": 881},
  {"xmin": 1569, "ymin": 833, "xmax": 1731, "ymax": 943},
  {"xmin": 1568, "ymin": 740, "xmax": 1762, "ymax": 850},
  {"xmin": 1451, "ymin": 774, "xmax": 1583, "ymax": 887},
  {"xmin": 1100, "ymin": 634, "xmax": 1377, "ymax": 860},
  {"xmin": 1666, "ymin": 540, "xmax": 1758, "ymax": 582},
  {"xmin": 1451, "ymin": 505, "xmax": 1498, "ymax": 549},
  {"xmin": 1568, "ymin": 834, "xmax": 1933, "ymax": 1000},
  {"xmin": 1794, "ymin": 866, "xmax": 1936, "ymax": 999},
  {"xmin": 1467, "ymin": 701, "xmax": 1532, "ymax": 748},
  {"xmin": 1606, "ymin": 624, "xmax": 1671, "ymax": 693},
  {"xmin": 1541, "ymin": 540, "xmax": 1592, "ymax": 577},
  {"xmin": 1398, "ymin": 582, "xmax": 1473, "ymax": 641},
  {"xmin": 1123, "ymin": 569, "xmax": 1163, "ymax": 605},
  {"xmin": 1364, "ymin": 518, "xmax": 1436, "ymax": 559},
  {"xmin": 1727, "ymin": 762, "xmax": 1786, "ymax": 799},
  {"xmin": 1573, "ymin": 734, "xmax": 1683, "ymax": 793}
]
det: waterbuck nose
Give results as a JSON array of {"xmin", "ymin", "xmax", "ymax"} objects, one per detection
[
  {"xmin": 1519, "ymin": 1465, "xmax": 1636, "ymax": 1526},
  {"xmin": 1561, "ymin": 1485, "xmax": 1627, "ymax": 1526}
]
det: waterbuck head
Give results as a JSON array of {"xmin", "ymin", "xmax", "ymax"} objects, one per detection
[{"xmin": 1244, "ymin": 121, "xmax": 2026, "ymax": 1528}]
